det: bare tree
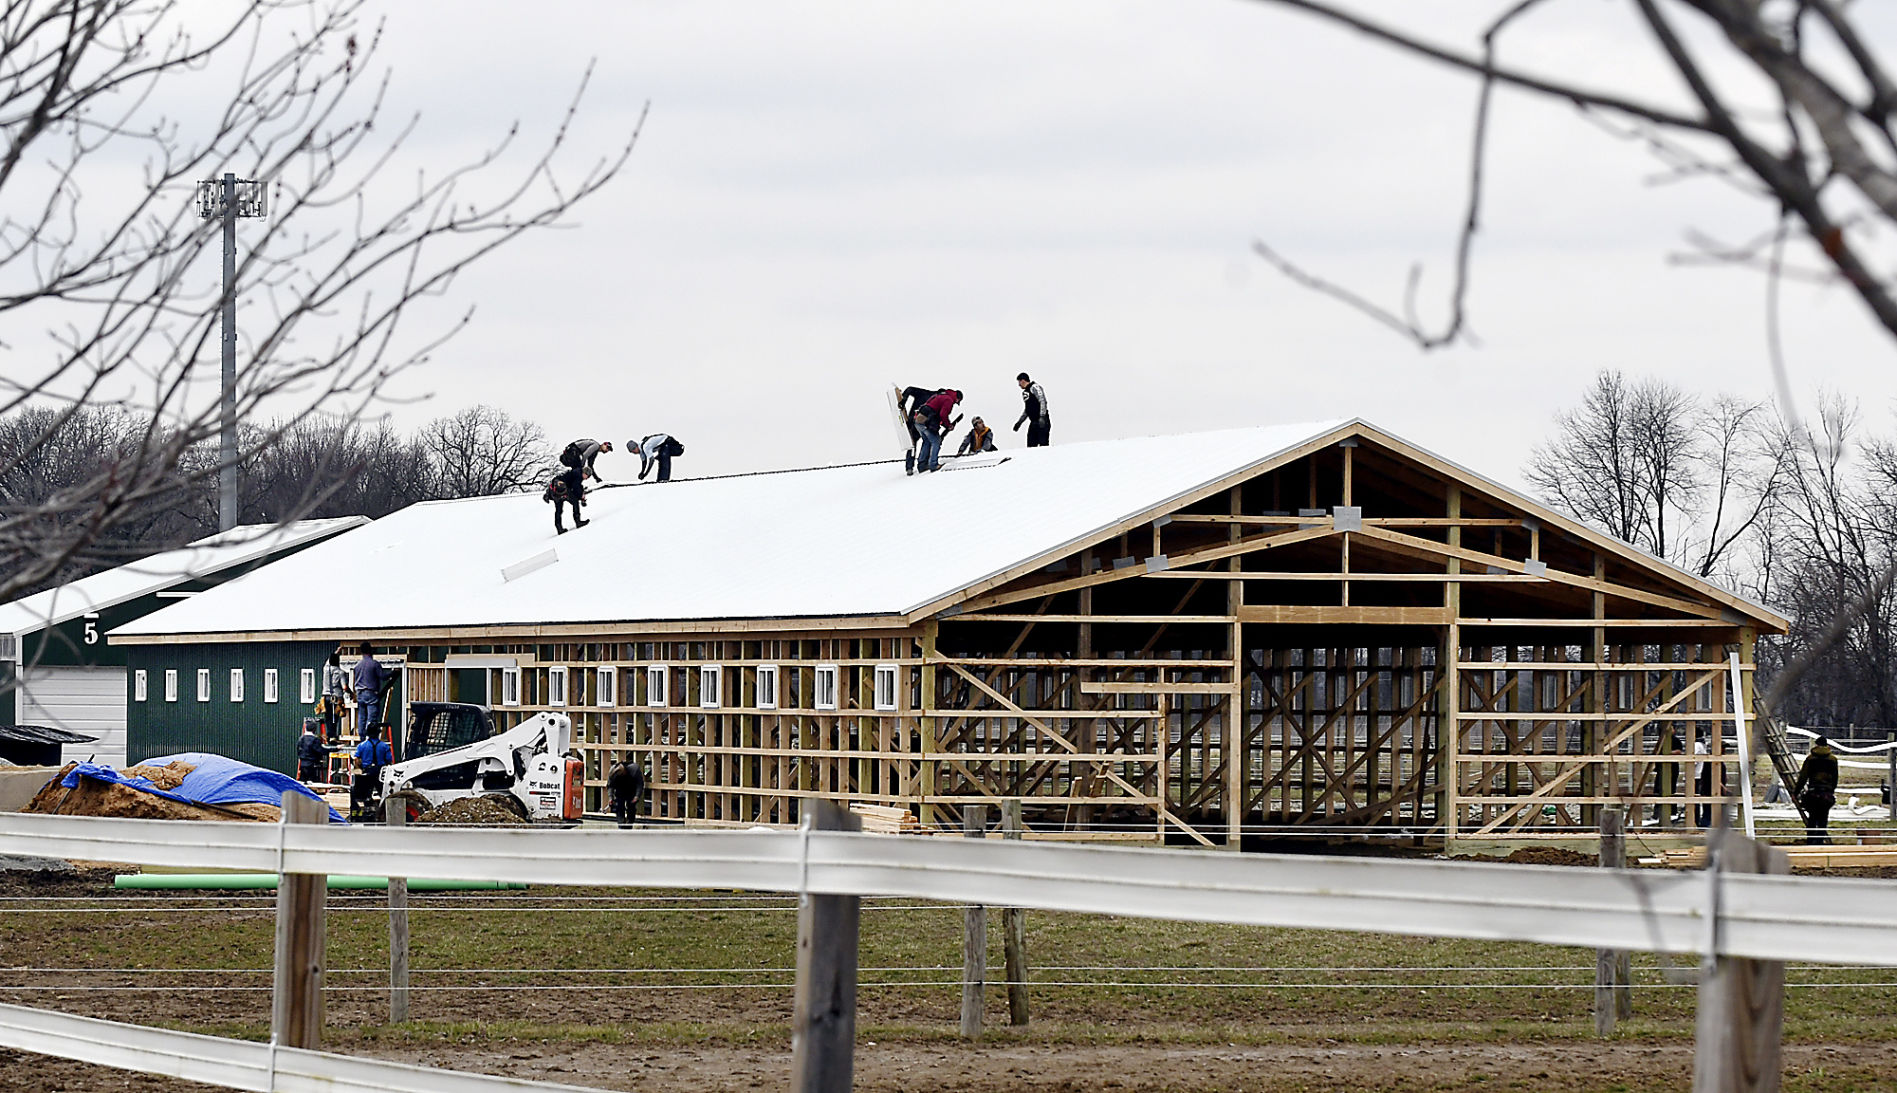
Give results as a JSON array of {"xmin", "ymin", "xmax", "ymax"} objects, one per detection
[
  {"xmin": 1524, "ymin": 371, "xmax": 1720, "ymax": 566},
  {"xmin": 0, "ymin": 0, "xmax": 641, "ymax": 604},
  {"xmin": 420, "ymin": 405, "xmax": 554, "ymax": 498},
  {"xmin": 1248, "ymin": 1, "xmax": 1897, "ymax": 719}
]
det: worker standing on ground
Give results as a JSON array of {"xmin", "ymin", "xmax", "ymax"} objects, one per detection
[
  {"xmin": 913, "ymin": 389, "xmax": 963, "ymax": 473},
  {"xmin": 1692, "ymin": 733, "xmax": 1712, "ymax": 828},
  {"xmin": 545, "ymin": 466, "xmax": 588, "ymax": 533},
  {"xmin": 1013, "ymin": 372, "xmax": 1051, "ymax": 447},
  {"xmin": 957, "ymin": 416, "xmax": 997, "ymax": 456},
  {"xmin": 1793, "ymin": 736, "xmax": 1840, "ymax": 844},
  {"xmin": 296, "ymin": 722, "xmax": 326, "ymax": 783},
  {"xmin": 634, "ymin": 433, "xmax": 686, "ymax": 482},
  {"xmin": 607, "ymin": 754, "xmax": 646, "ymax": 827},
  {"xmin": 352, "ymin": 641, "xmax": 394, "ymax": 737},
  {"xmin": 350, "ymin": 724, "xmax": 394, "ymax": 822},
  {"xmin": 560, "ymin": 438, "xmax": 613, "ymax": 483}
]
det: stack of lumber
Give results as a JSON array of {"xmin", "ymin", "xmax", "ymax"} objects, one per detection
[
  {"xmin": 1653, "ymin": 843, "xmax": 1897, "ymax": 870},
  {"xmin": 849, "ymin": 804, "xmax": 923, "ymax": 835}
]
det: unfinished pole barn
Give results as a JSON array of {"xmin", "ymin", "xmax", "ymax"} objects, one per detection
[{"xmin": 113, "ymin": 421, "xmax": 1786, "ymax": 847}]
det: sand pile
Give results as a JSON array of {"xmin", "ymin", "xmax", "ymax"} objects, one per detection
[
  {"xmin": 417, "ymin": 796, "xmax": 528, "ymax": 826},
  {"xmin": 21, "ymin": 762, "xmax": 276, "ymax": 822}
]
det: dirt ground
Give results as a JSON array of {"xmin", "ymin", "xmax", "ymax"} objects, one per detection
[
  {"xmin": 5, "ymin": 1040, "xmax": 1896, "ymax": 1093},
  {"xmin": 3, "ymin": 865, "xmax": 1894, "ymax": 1092}
]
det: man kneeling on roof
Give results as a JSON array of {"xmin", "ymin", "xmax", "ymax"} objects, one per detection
[{"xmin": 957, "ymin": 416, "xmax": 996, "ymax": 456}]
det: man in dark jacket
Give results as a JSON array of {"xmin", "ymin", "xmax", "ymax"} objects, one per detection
[
  {"xmin": 560, "ymin": 438, "xmax": 612, "ymax": 482},
  {"xmin": 607, "ymin": 756, "xmax": 646, "ymax": 827},
  {"xmin": 1013, "ymin": 372, "xmax": 1050, "ymax": 447},
  {"xmin": 545, "ymin": 466, "xmax": 588, "ymax": 533},
  {"xmin": 1794, "ymin": 736, "xmax": 1840, "ymax": 844},
  {"xmin": 351, "ymin": 641, "xmax": 395, "ymax": 736},
  {"xmin": 913, "ymin": 389, "xmax": 962, "ymax": 473},
  {"xmin": 897, "ymin": 386, "xmax": 943, "ymax": 445},
  {"xmin": 296, "ymin": 723, "xmax": 327, "ymax": 783}
]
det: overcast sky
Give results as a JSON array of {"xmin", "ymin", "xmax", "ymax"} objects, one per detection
[{"xmin": 316, "ymin": 1, "xmax": 1897, "ymax": 486}]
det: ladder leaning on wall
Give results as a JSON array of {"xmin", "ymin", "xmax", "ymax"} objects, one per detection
[{"xmin": 1752, "ymin": 699, "xmax": 1815, "ymax": 831}]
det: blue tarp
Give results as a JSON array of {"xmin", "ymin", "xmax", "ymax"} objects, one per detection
[{"xmin": 62, "ymin": 752, "xmax": 345, "ymax": 824}]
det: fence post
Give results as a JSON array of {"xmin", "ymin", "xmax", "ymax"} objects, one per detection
[
  {"xmin": 1887, "ymin": 732, "xmax": 1895, "ymax": 822},
  {"xmin": 386, "ymin": 805, "xmax": 410, "ymax": 1024},
  {"xmin": 1594, "ymin": 805, "xmax": 1630, "ymax": 1035},
  {"xmin": 961, "ymin": 804, "xmax": 988, "ymax": 1039},
  {"xmin": 1000, "ymin": 799, "xmax": 1029, "ymax": 1027},
  {"xmin": 271, "ymin": 790, "xmax": 327, "ymax": 1051},
  {"xmin": 792, "ymin": 800, "xmax": 861, "ymax": 1093},
  {"xmin": 1692, "ymin": 826, "xmax": 1789, "ymax": 1093}
]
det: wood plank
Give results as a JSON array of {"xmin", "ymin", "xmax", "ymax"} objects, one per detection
[
  {"xmin": 1460, "ymin": 618, "xmax": 1741, "ymax": 629},
  {"xmin": 1238, "ymin": 605, "xmax": 1451, "ymax": 626},
  {"xmin": 1078, "ymin": 682, "xmax": 1232, "ymax": 694},
  {"xmin": 1000, "ymin": 799, "xmax": 1029, "ymax": 1027},
  {"xmin": 961, "ymin": 804, "xmax": 988, "ymax": 1039},
  {"xmin": 953, "ymin": 615, "xmax": 1233, "ymax": 624}
]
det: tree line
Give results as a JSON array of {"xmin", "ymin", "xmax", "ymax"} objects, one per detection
[
  {"xmin": 0, "ymin": 404, "xmax": 556, "ymax": 594},
  {"xmin": 1527, "ymin": 370, "xmax": 1897, "ymax": 730}
]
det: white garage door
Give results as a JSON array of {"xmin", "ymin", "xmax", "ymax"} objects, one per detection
[{"xmin": 18, "ymin": 666, "xmax": 126, "ymax": 768}]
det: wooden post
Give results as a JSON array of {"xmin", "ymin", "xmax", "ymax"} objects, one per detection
[
  {"xmin": 961, "ymin": 803, "xmax": 988, "ymax": 1038},
  {"xmin": 271, "ymin": 790, "xmax": 327, "ymax": 1051},
  {"xmin": 1594, "ymin": 806, "xmax": 1629, "ymax": 1035},
  {"xmin": 1000, "ymin": 799, "xmax": 1029, "ymax": 1027},
  {"xmin": 386, "ymin": 806, "xmax": 410, "ymax": 1024},
  {"xmin": 919, "ymin": 624, "xmax": 939, "ymax": 828},
  {"xmin": 1438, "ymin": 485, "xmax": 1461, "ymax": 836},
  {"xmin": 792, "ymin": 799, "xmax": 862, "ymax": 1093},
  {"xmin": 1693, "ymin": 826, "xmax": 1789, "ymax": 1093}
]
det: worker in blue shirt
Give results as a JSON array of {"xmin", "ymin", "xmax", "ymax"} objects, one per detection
[{"xmin": 350, "ymin": 724, "xmax": 394, "ymax": 822}]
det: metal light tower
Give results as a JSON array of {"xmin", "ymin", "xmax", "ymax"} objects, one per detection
[{"xmin": 196, "ymin": 172, "xmax": 268, "ymax": 532}]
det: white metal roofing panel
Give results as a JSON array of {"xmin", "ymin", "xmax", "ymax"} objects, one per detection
[
  {"xmin": 0, "ymin": 518, "xmax": 368, "ymax": 638},
  {"xmin": 114, "ymin": 424, "xmax": 1348, "ymax": 635}
]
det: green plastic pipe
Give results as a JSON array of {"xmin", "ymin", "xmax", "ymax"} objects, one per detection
[{"xmin": 113, "ymin": 874, "xmax": 525, "ymax": 891}]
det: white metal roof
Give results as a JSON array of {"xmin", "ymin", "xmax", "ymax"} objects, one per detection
[
  {"xmin": 113, "ymin": 424, "xmax": 1350, "ymax": 635},
  {"xmin": 0, "ymin": 518, "xmax": 367, "ymax": 638},
  {"xmin": 110, "ymin": 420, "xmax": 1783, "ymax": 638}
]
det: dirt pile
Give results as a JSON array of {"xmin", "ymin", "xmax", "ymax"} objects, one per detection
[
  {"xmin": 1502, "ymin": 846, "xmax": 1597, "ymax": 867},
  {"xmin": 20, "ymin": 762, "xmax": 275, "ymax": 822},
  {"xmin": 416, "ymin": 795, "xmax": 528, "ymax": 825}
]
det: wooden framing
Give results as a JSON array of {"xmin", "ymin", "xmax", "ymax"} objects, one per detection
[{"xmin": 227, "ymin": 423, "xmax": 1789, "ymax": 846}]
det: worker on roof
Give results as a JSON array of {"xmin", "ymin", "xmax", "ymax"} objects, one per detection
[
  {"xmin": 912, "ymin": 389, "xmax": 962, "ymax": 474},
  {"xmin": 897, "ymin": 385, "xmax": 944, "ymax": 445},
  {"xmin": 633, "ymin": 433, "xmax": 685, "ymax": 483},
  {"xmin": 956, "ymin": 416, "xmax": 996, "ymax": 457},
  {"xmin": 1014, "ymin": 372, "xmax": 1051, "ymax": 447},
  {"xmin": 560, "ymin": 438, "xmax": 612, "ymax": 482},
  {"xmin": 545, "ymin": 466, "xmax": 588, "ymax": 534}
]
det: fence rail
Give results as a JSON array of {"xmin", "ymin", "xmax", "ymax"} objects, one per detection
[{"xmin": 0, "ymin": 809, "xmax": 1892, "ymax": 1091}]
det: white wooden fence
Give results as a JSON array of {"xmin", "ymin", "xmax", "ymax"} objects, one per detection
[{"xmin": 0, "ymin": 806, "xmax": 1891, "ymax": 1092}]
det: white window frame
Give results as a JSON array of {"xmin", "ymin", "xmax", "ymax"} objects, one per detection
[
  {"xmin": 647, "ymin": 664, "xmax": 669, "ymax": 708},
  {"xmin": 263, "ymin": 668, "xmax": 279, "ymax": 704},
  {"xmin": 548, "ymin": 665, "xmax": 569, "ymax": 707},
  {"xmin": 814, "ymin": 664, "xmax": 840, "ymax": 711},
  {"xmin": 873, "ymin": 664, "xmax": 900, "ymax": 711},
  {"xmin": 229, "ymin": 669, "xmax": 245, "ymax": 703},
  {"xmin": 700, "ymin": 664, "xmax": 723, "ymax": 709},
  {"xmin": 755, "ymin": 665, "xmax": 779, "ymax": 710},
  {"xmin": 133, "ymin": 670, "xmax": 148, "ymax": 703},
  {"xmin": 501, "ymin": 666, "xmax": 522, "ymax": 708},
  {"xmin": 299, "ymin": 667, "xmax": 317, "ymax": 705},
  {"xmin": 597, "ymin": 665, "xmax": 617, "ymax": 708},
  {"xmin": 196, "ymin": 668, "xmax": 211, "ymax": 703},
  {"xmin": 164, "ymin": 670, "xmax": 178, "ymax": 703}
]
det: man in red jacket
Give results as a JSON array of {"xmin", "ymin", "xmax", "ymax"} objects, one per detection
[{"xmin": 913, "ymin": 389, "xmax": 962, "ymax": 473}]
